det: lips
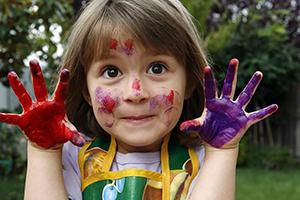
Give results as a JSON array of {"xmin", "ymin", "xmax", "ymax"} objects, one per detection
[
  {"xmin": 120, "ymin": 115, "xmax": 156, "ymax": 125},
  {"xmin": 121, "ymin": 115, "xmax": 155, "ymax": 120}
]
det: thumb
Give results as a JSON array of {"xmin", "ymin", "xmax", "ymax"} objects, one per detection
[
  {"xmin": 63, "ymin": 117, "xmax": 86, "ymax": 147},
  {"xmin": 180, "ymin": 117, "xmax": 203, "ymax": 133},
  {"xmin": 69, "ymin": 130, "xmax": 86, "ymax": 147}
]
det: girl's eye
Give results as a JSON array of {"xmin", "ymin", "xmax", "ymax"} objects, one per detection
[
  {"xmin": 102, "ymin": 66, "xmax": 122, "ymax": 78},
  {"xmin": 147, "ymin": 62, "xmax": 167, "ymax": 74}
]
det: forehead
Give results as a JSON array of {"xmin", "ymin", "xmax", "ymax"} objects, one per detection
[
  {"xmin": 90, "ymin": 30, "xmax": 174, "ymax": 61},
  {"xmin": 82, "ymin": 16, "xmax": 186, "ymax": 69}
]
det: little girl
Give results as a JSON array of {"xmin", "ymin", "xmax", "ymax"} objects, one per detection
[{"xmin": 0, "ymin": 0, "xmax": 278, "ymax": 199}]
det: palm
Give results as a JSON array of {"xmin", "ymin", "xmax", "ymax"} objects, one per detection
[
  {"xmin": 0, "ymin": 60, "xmax": 85, "ymax": 149},
  {"xmin": 180, "ymin": 59, "xmax": 278, "ymax": 148}
]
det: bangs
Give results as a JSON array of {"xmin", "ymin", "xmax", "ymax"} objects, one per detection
[{"xmin": 81, "ymin": 0, "xmax": 189, "ymax": 69}]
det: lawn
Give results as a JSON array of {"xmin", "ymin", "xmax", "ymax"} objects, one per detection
[
  {"xmin": 1, "ymin": 168, "xmax": 300, "ymax": 199},
  {"xmin": 0, "ymin": 175, "xmax": 25, "ymax": 200},
  {"xmin": 236, "ymin": 168, "xmax": 300, "ymax": 200}
]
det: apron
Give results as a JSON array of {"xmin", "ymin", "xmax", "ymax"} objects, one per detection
[{"xmin": 78, "ymin": 134, "xmax": 200, "ymax": 200}]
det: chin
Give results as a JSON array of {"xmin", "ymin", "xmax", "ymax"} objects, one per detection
[
  {"xmin": 123, "ymin": 135, "xmax": 161, "ymax": 146},
  {"xmin": 115, "ymin": 133, "xmax": 166, "ymax": 152}
]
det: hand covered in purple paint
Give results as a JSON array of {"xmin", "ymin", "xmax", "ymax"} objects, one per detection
[
  {"xmin": 180, "ymin": 59, "xmax": 278, "ymax": 149},
  {"xmin": 0, "ymin": 59, "xmax": 86, "ymax": 149}
]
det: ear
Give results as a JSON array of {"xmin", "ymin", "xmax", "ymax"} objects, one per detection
[{"xmin": 82, "ymin": 86, "xmax": 92, "ymax": 106}]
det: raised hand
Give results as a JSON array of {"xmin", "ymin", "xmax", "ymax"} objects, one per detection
[
  {"xmin": 180, "ymin": 59, "xmax": 278, "ymax": 149},
  {"xmin": 0, "ymin": 59, "xmax": 85, "ymax": 149}
]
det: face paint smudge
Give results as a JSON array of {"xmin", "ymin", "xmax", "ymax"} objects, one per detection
[
  {"xmin": 122, "ymin": 39, "xmax": 134, "ymax": 56},
  {"xmin": 95, "ymin": 87, "xmax": 121, "ymax": 128},
  {"xmin": 148, "ymin": 89, "xmax": 182, "ymax": 128},
  {"xmin": 131, "ymin": 78, "xmax": 141, "ymax": 96},
  {"xmin": 132, "ymin": 78, "xmax": 141, "ymax": 91},
  {"xmin": 110, "ymin": 39, "xmax": 118, "ymax": 50},
  {"xmin": 95, "ymin": 88, "xmax": 120, "ymax": 114},
  {"xmin": 167, "ymin": 90, "xmax": 174, "ymax": 104},
  {"xmin": 149, "ymin": 89, "xmax": 175, "ymax": 109},
  {"xmin": 102, "ymin": 96, "xmax": 116, "ymax": 113}
]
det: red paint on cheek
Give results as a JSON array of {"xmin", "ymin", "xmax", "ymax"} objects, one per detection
[
  {"xmin": 110, "ymin": 39, "xmax": 118, "ymax": 50},
  {"xmin": 167, "ymin": 90, "xmax": 174, "ymax": 104},
  {"xmin": 132, "ymin": 78, "xmax": 141, "ymax": 91},
  {"xmin": 102, "ymin": 96, "xmax": 116, "ymax": 113}
]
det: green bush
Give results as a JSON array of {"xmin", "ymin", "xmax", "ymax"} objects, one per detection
[
  {"xmin": 0, "ymin": 122, "xmax": 26, "ymax": 176},
  {"xmin": 237, "ymin": 140, "xmax": 297, "ymax": 169}
]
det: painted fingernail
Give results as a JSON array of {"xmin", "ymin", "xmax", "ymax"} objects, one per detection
[
  {"xmin": 29, "ymin": 59, "xmax": 40, "ymax": 75},
  {"xmin": 229, "ymin": 58, "xmax": 239, "ymax": 66},
  {"xmin": 60, "ymin": 69, "xmax": 70, "ymax": 82},
  {"xmin": 7, "ymin": 71, "xmax": 17, "ymax": 79}
]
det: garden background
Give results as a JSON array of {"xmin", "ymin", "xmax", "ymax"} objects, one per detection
[{"xmin": 0, "ymin": 0, "xmax": 300, "ymax": 199}]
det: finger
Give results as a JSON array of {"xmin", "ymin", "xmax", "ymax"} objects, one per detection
[
  {"xmin": 7, "ymin": 72, "xmax": 32, "ymax": 111},
  {"xmin": 60, "ymin": 122, "xmax": 86, "ymax": 147},
  {"xmin": 236, "ymin": 71, "xmax": 263, "ymax": 108},
  {"xmin": 204, "ymin": 66, "xmax": 217, "ymax": 100},
  {"xmin": 55, "ymin": 120, "xmax": 85, "ymax": 147},
  {"xmin": 221, "ymin": 58, "xmax": 239, "ymax": 98},
  {"xmin": 29, "ymin": 59, "xmax": 48, "ymax": 102},
  {"xmin": 69, "ymin": 130, "xmax": 86, "ymax": 147},
  {"xmin": 180, "ymin": 119, "xmax": 202, "ymax": 133},
  {"xmin": 53, "ymin": 69, "xmax": 69, "ymax": 104},
  {"xmin": 0, "ymin": 113, "xmax": 20, "ymax": 125},
  {"xmin": 248, "ymin": 104, "xmax": 278, "ymax": 124}
]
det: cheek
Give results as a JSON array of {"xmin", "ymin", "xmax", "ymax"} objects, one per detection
[
  {"xmin": 149, "ymin": 88, "xmax": 183, "ymax": 127},
  {"xmin": 93, "ymin": 87, "xmax": 121, "ymax": 128}
]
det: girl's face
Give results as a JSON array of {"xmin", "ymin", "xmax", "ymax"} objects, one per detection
[{"xmin": 86, "ymin": 37, "xmax": 186, "ymax": 153}]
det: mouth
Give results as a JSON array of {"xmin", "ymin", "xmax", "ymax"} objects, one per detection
[{"xmin": 121, "ymin": 115, "xmax": 155, "ymax": 124}]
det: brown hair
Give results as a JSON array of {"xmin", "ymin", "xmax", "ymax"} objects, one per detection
[{"xmin": 62, "ymin": 0, "xmax": 208, "ymax": 146}]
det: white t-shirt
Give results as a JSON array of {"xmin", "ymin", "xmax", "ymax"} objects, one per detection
[{"xmin": 62, "ymin": 141, "xmax": 205, "ymax": 200}]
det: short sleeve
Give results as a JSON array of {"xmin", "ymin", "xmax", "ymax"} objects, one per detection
[
  {"xmin": 62, "ymin": 142, "xmax": 82, "ymax": 200},
  {"xmin": 187, "ymin": 145, "xmax": 205, "ymax": 198}
]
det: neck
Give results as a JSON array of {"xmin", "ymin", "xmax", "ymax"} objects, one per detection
[{"xmin": 116, "ymin": 139, "xmax": 163, "ymax": 154}]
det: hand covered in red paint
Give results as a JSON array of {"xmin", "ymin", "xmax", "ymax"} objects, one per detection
[
  {"xmin": 0, "ymin": 59, "xmax": 85, "ymax": 149},
  {"xmin": 180, "ymin": 59, "xmax": 278, "ymax": 149}
]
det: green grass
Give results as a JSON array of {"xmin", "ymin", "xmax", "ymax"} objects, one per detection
[
  {"xmin": 1, "ymin": 168, "xmax": 300, "ymax": 199},
  {"xmin": 236, "ymin": 168, "xmax": 300, "ymax": 200},
  {"xmin": 0, "ymin": 175, "xmax": 25, "ymax": 200}
]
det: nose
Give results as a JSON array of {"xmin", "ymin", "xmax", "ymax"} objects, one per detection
[{"xmin": 122, "ymin": 77, "xmax": 149, "ymax": 103}]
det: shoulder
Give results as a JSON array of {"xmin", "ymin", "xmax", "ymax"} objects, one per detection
[
  {"xmin": 63, "ymin": 142, "xmax": 81, "ymax": 163},
  {"xmin": 62, "ymin": 142, "xmax": 82, "ymax": 200},
  {"xmin": 186, "ymin": 145, "xmax": 205, "ymax": 198},
  {"xmin": 62, "ymin": 135, "xmax": 94, "ymax": 164},
  {"xmin": 193, "ymin": 145, "xmax": 205, "ymax": 168}
]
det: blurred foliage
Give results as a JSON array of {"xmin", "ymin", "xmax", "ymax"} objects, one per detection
[
  {"xmin": 0, "ymin": 0, "xmax": 74, "ymax": 176},
  {"xmin": 182, "ymin": 0, "xmax": 300, "ymax": 101},
  {"xmin": 182, "ymin": 0, "xmax": 300, "ymax": 151},
  {"xmin": 0, "ymin": 0, "xmax": 73, "ymax": 88},
  {"xmin": 206, "ymin": 7, "xmax": 300, "ymax": 102},
  {"xmin": 180, "ymin": 0, "xmax": 214, "ymax": 32},
  {"xmin": 0, "ymin": 122, "xmax": 26, "ymax": 176},
  {"xmin": 237, "ymin": 137, "xmax": 297, "ymax": 169}
]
